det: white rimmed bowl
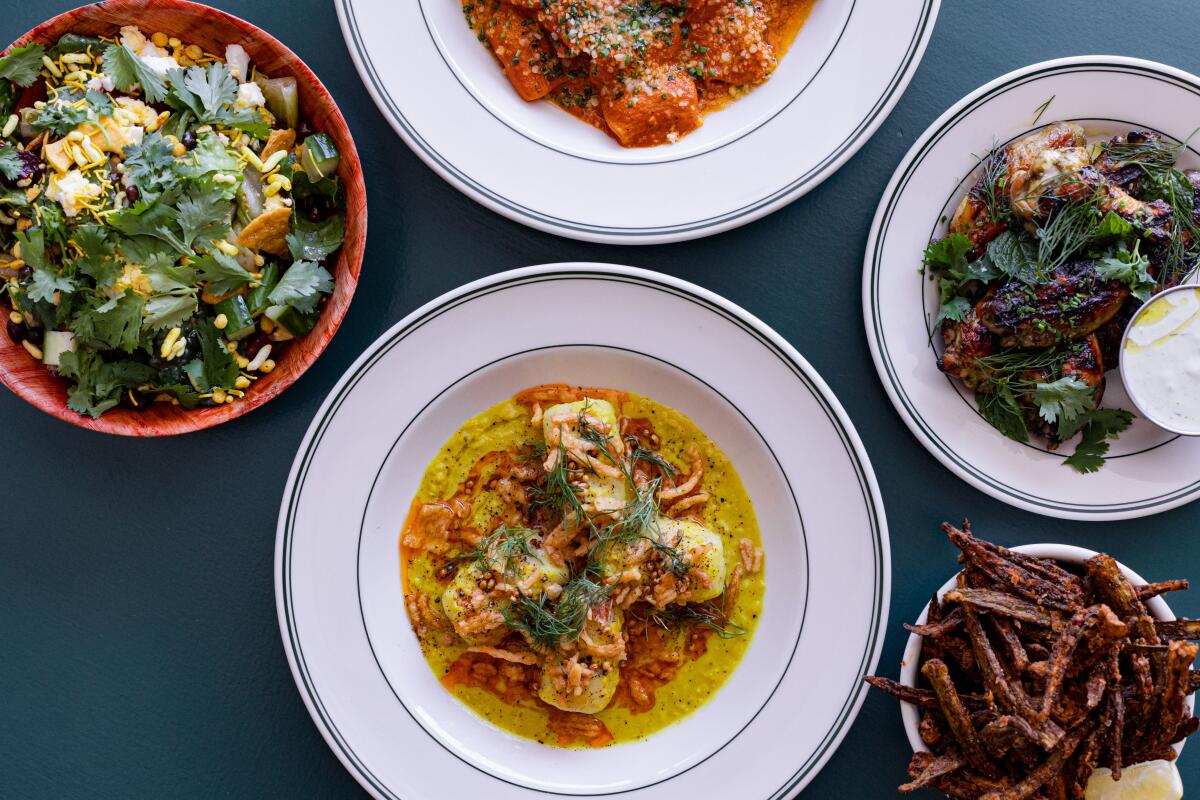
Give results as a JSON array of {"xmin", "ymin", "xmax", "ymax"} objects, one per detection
[
  {"xmin": 898, "ymin": 543, "xmax": 1194, "ymax": 756},
  {"xmin": 336, "ymin": 0, "xmax": 939, "ymax": 243},
  {"xmin": 275, "ymin": 263, "xmax": 890, "ymax": 800},
  {"xmin": 862, "ymin": 55, "xmax": 1200, "ymax": 520}
]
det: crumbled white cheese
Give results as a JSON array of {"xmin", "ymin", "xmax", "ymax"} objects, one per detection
[
  {"xmin": 86, "ymin": 74, "xmax": 116, "ymax": 92},
  {"xmin": 236, "ymin": 82, "xmax": 266, "ymax": 109},
  {"xmin": 46, "ymin": 170, "xmax": 101, "ymax": 217},
  {"xmin": 138, "ymin": 52, "xmax": 181, "ymax": 77}
]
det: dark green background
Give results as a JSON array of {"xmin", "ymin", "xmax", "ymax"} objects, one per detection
[{"xmin": 4, "ymin": 1, "xmax": 1200, "ymax": 796}]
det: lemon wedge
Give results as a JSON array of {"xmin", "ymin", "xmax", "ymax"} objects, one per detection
[{"xmin": 1085, "ymin": 761, "xmax": 1183, "ymax": 800}]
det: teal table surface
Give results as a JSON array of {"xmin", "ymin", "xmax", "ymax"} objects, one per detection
[{"xmin": 5, "ymin": 1, "xmax": 1200, "ymax": 797}]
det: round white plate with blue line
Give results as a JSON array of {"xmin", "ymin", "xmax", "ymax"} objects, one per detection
[
  {"xmin": 275, "ymin": 264, "xmax": 888, "ymax": 798},
  {"xmin": 863, "ymin": 56, "xmax": 1200, "ymax": 521},
  {"xmin": 335, "ymin": 0, "xmax": 938, "ymax": 243}
]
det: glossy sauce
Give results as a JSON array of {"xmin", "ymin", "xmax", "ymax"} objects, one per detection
[{"xmin": 1123, "ymin": 288, "xmax": 1200, "ymax": 434}]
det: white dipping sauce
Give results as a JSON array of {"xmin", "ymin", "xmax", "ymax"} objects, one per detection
[{"xmin": 1123, "ymin": 288, "xmax": 1200, "ymax": 434}]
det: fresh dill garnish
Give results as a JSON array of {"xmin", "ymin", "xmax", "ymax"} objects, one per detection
[
  {"xmin": 504, "ymin": 575, "xmax": 615, "ymax": 650},
  {"xmin": 1032, "ymin": 189, "xmax": 1104, "ymax": 274},
  {"xmin": 646, "ymin": 601, "xmax": 746, "ymax": 639},
  {"xmin": 1030, "ymin": 95, "xmax": 1055, "ymax": 127},
  {"xmin": 453, "ymin": 524, "xmax": 539, "ymax": 583},
  {"xmin": 969, "ymin": 141, "xmax": 1011, "ymax": 224},
  {"xmin": 1096, "ymin": 131, "xmax": 1200, "ymax": 285}
]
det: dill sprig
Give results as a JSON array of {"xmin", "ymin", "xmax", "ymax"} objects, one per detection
[
  {"xmin": 504, "ymin": 575, "xmax": 614, "ymax": 650},
  {"xmin": 969, "ymin": 141, "xmax": 1011, "ymax": 224},
  {"xmin": 1096, "ymin": 132, "xmax": 1200, "ymax": 284},
  {"xmin": 453, "ymin": 524, "xmax": 538, "ymax": 583},
  {"xmin": 647, "ymin": 601, "xmax": 746, "ymax": 639}
]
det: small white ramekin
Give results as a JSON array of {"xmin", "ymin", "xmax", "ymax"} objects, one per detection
[{"xmin": 1119, "ymin": 284, "xmax": 1200, "ymax": 437}]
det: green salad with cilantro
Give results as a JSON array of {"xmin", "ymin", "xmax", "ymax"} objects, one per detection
[
  {"xmin": 0, "ymin": 25, "xmax": 346, "ymax": 418},
  {"xmin": 926, "ymin": 120, "xmax": 1200, "ymax": 473}
]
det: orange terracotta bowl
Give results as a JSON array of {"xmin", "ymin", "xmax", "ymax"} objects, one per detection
[{"xmin": 0, "ymin": 0, "xmax": 366, "ymax": 436}]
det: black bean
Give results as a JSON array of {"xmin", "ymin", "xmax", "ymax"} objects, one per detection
[
  {"xmin": 118, "ymin": 389, "xmax": 152, "ymax": 412},
  {"xmin": 6, "ymin": 319, "xmax": 24, "ymax": 343},
  {"xmin": 24, "ymin": 326, "xmax": 43, "ymax": 346},
  {"xmin": 125, "ymin": 185, "xmax": 140, "ymax": 203},
  {"xmin": 305, "ymin": 204, "xmax": 325, "ymax": 223},
  {"xmin": 296, "ymin": 121, "xmax": 314, "ymax": 141},
  {"xmin": 17, "ymin": 265, "xmax": 31, "ymax": 280},
  {"xmin": 181, "ymin": 130, "xmax": 197, "ymax": 150}
]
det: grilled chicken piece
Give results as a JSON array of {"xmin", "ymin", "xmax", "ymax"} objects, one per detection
[
  {"xmin": 1006, "ymin": 122, "xmax": 1089, "ymax": 218},
  {"xmin": 1094, "ymin": 299, "xmax": 1140, "ymax": 370},
  {"xmin": 950, "ymin": 190, "xmax": 1007, "ymax": 258},
  {"xmin": 977, "ymin": 261, "xmax": 1129, "ymax": 348},
  {"xmin": 940, "ymin": 304, "xmax": 1000, "ymax": 391},
  {"xmin": 1093, "ymin": 130, "xmax": 1162, "ymax": 195}
]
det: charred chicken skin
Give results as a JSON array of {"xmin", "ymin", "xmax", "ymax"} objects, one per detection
[
  {"xmin": 976, "ymin": 260, "xmax": 1129, "ymax": 348},
  {"xmin": 940, "ymin": 304, "xmax": 1000, "ymax": 391}
]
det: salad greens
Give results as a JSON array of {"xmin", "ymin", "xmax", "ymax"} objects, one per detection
[{"xmin": 0, "ymin": 26, "xmax": 345, "ymax": 418}]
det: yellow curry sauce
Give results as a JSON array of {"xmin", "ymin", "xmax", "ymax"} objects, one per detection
[{"xmin": 401, "ymin": 387, "xmax": 764, "ymax": 747}]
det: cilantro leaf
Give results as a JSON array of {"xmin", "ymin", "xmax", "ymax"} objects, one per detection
[
  {"xmin": 977, "ymin": 387, "xmax": 1029, "ymax": 443},
  {"xmin": 169, "ymin": 62, "xmax": 237, "ymax": 119},
  {"xmin": 1033, "ymin": 376, "xmax": 1094, "ymax": 426},
  {"xmin": 0, "ymin": 43, "xmax": 46, "ymax": 88},
  {"xmin": 167, "ymin": 63, "xmax": 270, "ymax": 139},
  {"xmin": 27, "ymin": 88, "xmax": 112, "ymax": 136},
  {"xmin": 286, "ymin": 213, "xmax": 344, "ymax": 261},
  {"xmin": 102, "ymin": 44, "xmax": 167, "ymax": 103},
  {"xmin": 74, "ymin": 223, "xmax": 121, "ymax": 286},
  {"xmin": 109, "ymin": 196, "xmax": 189, "ymax": 257},
  {"xmin": 197, "ymin": 317, "xmax": 239, "ymax": 389},
  {"xmin": 268, "ymin": 260, "xmax": 333, "ymax": 314},
  {"xmin": 143, "ymin": 294, "xmax": 197, "ymax": 331},
  {"xmin": 176, "ymin": 184, "xmax": 232, "ymax": 249},
  {"xmin": 18, "ymin": 229, "xmax": 76, "ymax": 303},
  {"xmin": 934, "ymin": 295, "xmax": 972, "ymax": 326},
  {"xmin": 1062, "ymin": 408, "xmax": 1134, "ymax": 474},
  {"xmin": 142, "ymin": 258, "xmax": 198, "ymax": 331},
  {"xmin": 194, "ymin": 251, "xmax": 253, "ymax": 296},
  {"xmin": 1096, "ymin": 241, "xmax": 1155, "ymax": 302},
  {"xmin": 0, "ymin": 146, "xmax": 23, "ymax": 180},
  {"xmin": 923, "ymin": 232, "xmax": 973, "ymax": 274},
  {"xmin": 58, "ymin": 347, "xmax": 156, "ymax": 418},
  {"xmin": 180, "ymin": 134, "xmax": 241, "ymax": 182},
  {"xmin": 71, "ymin": 291, "xmax": 145, "ymax": 353},
  {"xmin": 122, "ymin": 132, "xmax": 181, "ymax": 198}
]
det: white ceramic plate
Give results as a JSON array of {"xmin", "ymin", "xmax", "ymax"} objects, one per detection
[
  {"xmin": 862, "ymin": 56, "xmax": 1200, "ymax": 521},
  {"xmin": 275, "ymin": 264, "xmax": 889, "ymax": 799},
  {"xmin": 335, "ymin": 0, "xmax": 938, "ymax": 243},
  {"xmin": 897, "ymin": 543, "xmax": 1193, "ymax": 756}
]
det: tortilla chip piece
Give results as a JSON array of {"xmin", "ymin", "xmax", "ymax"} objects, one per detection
[
  {"xmin": 262, "ymin": 129, "xmax": 296, "ymax": 161},
  {"xmin": 237, "ymin": 207, "xmax": 292, "ymax": 256}
]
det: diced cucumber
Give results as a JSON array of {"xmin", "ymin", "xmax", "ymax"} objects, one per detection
[
  {"xmin": 258, "ymin": 77, "xmax": 299, "ymax": 129},
  {"xmin": 183, "ymin": 359, "xmax": 206, "ymax": 392},
  {"xmin": 214, "ymin": 296, "xmax": 255, "ymax": 340},
  {"xmin": 246, "ymin": 263, "xmax": 279, "ymax": 316},
  {"xmin": 236, "ymin": 166, "xmax": 264, "ymax": 226},
  {"xmin": 53, "ymin": 34, "xmax": 107, "ymax": 55},
  {"xmin": 265, "ymin": 304, "xmax": 318, "ymax": 336},
  {"xmin": 41, "ymin": 331, "xmax": 74, "ymax": 366},
  {"xmin": 300, "ymin": 133, "xmax": 340, "ymax": 181}
]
